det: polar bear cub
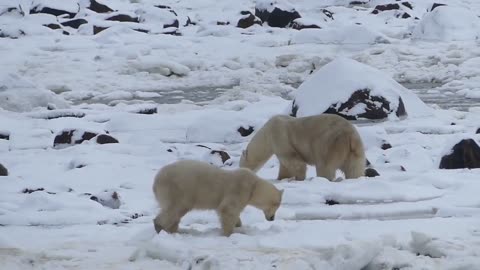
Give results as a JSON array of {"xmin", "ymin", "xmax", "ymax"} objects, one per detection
[{"xmin": 152, "ymin": 160, "xmax": 284, "ymax": 237}]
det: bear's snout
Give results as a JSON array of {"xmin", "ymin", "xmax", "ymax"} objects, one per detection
[{"xmin": 267, "ymin": 215, "xmax": 275, "ymax": 221}]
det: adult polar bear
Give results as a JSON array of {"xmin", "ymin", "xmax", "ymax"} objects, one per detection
[{"xmin": 239, "ymin": 114, "xmax": 365, "ymax": 181}]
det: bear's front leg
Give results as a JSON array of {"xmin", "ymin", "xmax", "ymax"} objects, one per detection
[
  {"xmin": 278, "ymin": 158, "xmax": 306, "ymax": 181},
  {"xmin": 218, "ymin": 204, "xmax": 242, "ymax": 237}
]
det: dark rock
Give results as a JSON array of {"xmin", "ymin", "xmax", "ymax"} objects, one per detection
[
  {"xmin": 365, "ymin": 167, "xmax": 380, "ymax": 177},
  {"xmin": 238, "ymin": 126, "xmax": 255, "ymax": 137},
  {"xmin": 0, "ymin": 7, "xmax": 25, "ymax": 16},
  {"xmin": 400, "ymin": 166, "xmax": 406, "ymax": 171},
  {"xmin": 381, "ymin": 142, "xmax": 392, "ymax": 150},
  {"xmin": 44, "ymin": 23, "xmax": 62, "ymax": 30},
  {"xmin": 106, "ymin": 14, "xmax": 140, "ymax": 23},
  {"xmin": 325, "ymin": 199, "xmax": 340, "ymax": 205},
  {"xmin": 291, "ymin": 89, "xmax": 407, "ymax": 120},
  {"xmin": 164, "ymin": 19, "xmax": 179, "ymax": 29},
  {"xmin": 366, "ymin": 159, "xmax": 371, "ymax": 167},
  {"xmin": 0, "ymin": 132, "xmax": 9, "ymax": 140},
  {"xmin": 54, "ymin": 129, "xmax": 118, "ymax": 147},
  {"xmin": 167, "ymin": 149, "xmax": 173, "ymax": 152},
  {"xmin": 401, "ymin": 2, "xmax": 413, "ymax": 9},
  {"xmin": 210, "ymin": 150, "xmax": 231, "ymax": 164},
  {"xmin": 372, "ymin": 3, "xmax": 400, "ymax": 14},
  {"xmin": 30, "ymin": 6, "xmax": 76, "ymax": 18},
  {"xmin": 154, "ymin": 5, "xmax": 178, "ymax": 16},
  {"xmin": 217, "ymin": 21, "xmax": 230, "ymax": 26},
  {"xmin": 89, "ymin": 0, "xmax": 113, "ymax": 13},
  {"xmin": 321, "ymin": 9, "xmax": 334, "ymax": 20},
  {"xmin": 349, "ymin": 1, "xmax": 369, "ymax": 7},
  {"xmin": 134, "ymin": 28, "xmax": 150, "ymax": 34},
  {"xmin": 61, "ymin": 18, "xmax": 88, "ymax": 29},
  {"xmin": 429, "ymin": 3, "xmax": 446, "ymax": 12},
  {"xmin": 476, "ymin": 128, "xmax": 480, "ymax": 134},
  {"xmin": 184, "ymin": 16, "xmax": 196, "ymax": 26},
  {"xmin": 96, "ymin": 134, "xmax": 119, "ymax": 144},
  {"xmin": 255, "ymin": 3, "xmax": 301, "ymax": 28},
  {"xmin": 93, "ymin": 26, "xmax": 108, "ymax": 34},
  {"xmin": 291, "ymin": 19, "xmax": 321, "ymax": 30},
  {"xmin": 22, "ymin": 188, "xmax": 45, "ymax": 194},
  {"xmin": 196, "ymin": 144, "xmax": 211, "ymax": 150},
  {"xmin": 439, "ymin": 139, "xmax": 480, "ymax": 169},
  {"xmin": 0, "ymin": 164, "xmax": 8, "ymax": 176},
  {"xmin": 237, "ymin": 11, "xmax": 262, "ymax": 29},
  {"xmin": 135, "ymin": 107, "xmax": 157, "ymax": 114},
  {"xmin": 371, "ymin": 2, "xmax": 412, "ymax": 19}
]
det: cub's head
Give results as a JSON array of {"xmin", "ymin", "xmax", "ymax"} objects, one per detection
[{"xmin": 255, "ymin": 182, "xmax": 284, "ymax": 221}]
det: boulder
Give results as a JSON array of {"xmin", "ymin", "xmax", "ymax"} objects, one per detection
[
  {"xmin": 61, "ymin": 18, "xmax": 88, "ymax": 29},
  {"xmin": 255, "ymin": 0, "xmax": 301, "ymax": 28},
  {"xmin": 381, "ymin": 141, "xmax": 392, "ymax": 150},
  {"xmin": 106, "ymin": 14, "xmax": 140, "ymax": 23},
  {"xmin": 53, "ymin": 129, "xmax": 118, "ymax": 147},
  {"xmin": 0, "ymin": 163, "xmax": 8, "ymax": 176},
  {"xmin": 289, "ymin": 57, "xmax": 432, "ymax": 120},
  {"xmin": 476, "ymin": 128, "xmax": 480, "ymax": 134},
  {"xmin": 237, "ymin": 11, "xmax": 262, "ymax": 29},
  {"xmin": 30, "ymin": 5, "xmax": 76, "ymax": 18},
  {"xmin": 237, "ymin": 126, "xmax": 255, "ymax": 137},
  {"xmin": 365, "ymin": 167, "xmax": 380, "ymax": 177},
  {"xmin": 0, "ymin": 132, "xmax": 10, "ymax": 140},
  {"xmin": 89, "ymin": 0, "xmax": 113, "ymax": 13},
  {"xmin": 439, "ymin": 139, "xmax": 480, "ymax": 169}
]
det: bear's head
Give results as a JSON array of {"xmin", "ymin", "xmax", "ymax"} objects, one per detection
[
  {"xmin": 239, "ymin": 149, "xmax": 265, "ymax": 172},
  {"xmin": 250, "ymin": 179, "xmax": 284, "ymax": 221}
]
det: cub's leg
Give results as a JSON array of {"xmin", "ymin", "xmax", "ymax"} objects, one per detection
[{"xmin": 217, "ymin": 201, "xmax": 242, "ymax": 237}]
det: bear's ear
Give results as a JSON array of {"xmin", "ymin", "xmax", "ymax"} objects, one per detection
[{"xmin": 280, "ymin": 189, "xmax": 284, "ymax": 196}]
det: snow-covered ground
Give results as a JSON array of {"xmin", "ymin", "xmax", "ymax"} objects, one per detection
[{"xmin": 2, "ymin": 0, "xmax": 480, "ymax": 269}]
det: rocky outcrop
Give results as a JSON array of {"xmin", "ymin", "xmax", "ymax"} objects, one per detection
[{"xmin": 439, "ymin": 139, "xmax": 480, "ymax": 169}]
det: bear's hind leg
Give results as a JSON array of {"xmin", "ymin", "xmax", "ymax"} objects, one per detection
[
  {"xmin": 342, "ymin": 156, "xmax": 365, "ymax": 179},
  {"xmin": 315, "ymin": 162, "xmax": 336, "ymax": 181}
]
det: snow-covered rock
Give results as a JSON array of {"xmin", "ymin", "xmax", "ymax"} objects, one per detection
[
  {"xmin": 53, "ymin": 129, "xmax": 119, "ymax": 148},
  {"xmin": 439, "ymin": 138, "xmax": 480, "ymax": 169},
  {"xmin": 289, "ymin": 57, "xmax": 433, "ymax": 120},
  {"xmin": 413, "ymin": 6, "xmax": 480, "ymax": 41},
  {"xmin": 0, "ymin": 73, "xmax": 68, "ymax": 112}
]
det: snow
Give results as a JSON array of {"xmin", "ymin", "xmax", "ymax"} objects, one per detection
[
  {"xmin": 291, "ymin": 25, "xmax": 390, "ymax": 46},
  {"xmin": 2, "ymin": 0, "xmax": 480, "ymax": 269}
]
